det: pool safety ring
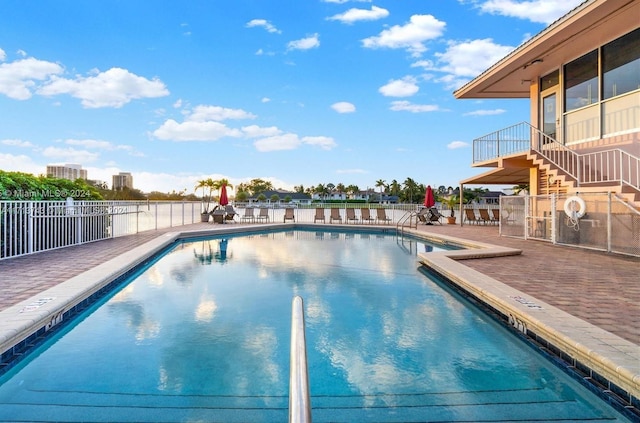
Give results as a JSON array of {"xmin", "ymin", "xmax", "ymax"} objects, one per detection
[{"xmin": 564, "ymin": 196, "xmax": 586, "ymax": 219}]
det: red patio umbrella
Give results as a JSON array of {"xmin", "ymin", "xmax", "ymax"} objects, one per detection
[
  {"xmin": 219, "ymin": 184, "xmax": 229, "ymax": 206},
  {"xmin": 423, "ymin": 185, "xmax": 435, "ymax": 208}
]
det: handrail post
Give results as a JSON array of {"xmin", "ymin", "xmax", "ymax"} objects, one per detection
[{"xmin": 290, "ymin": 296, "xmax": 312, "ymax": 423}]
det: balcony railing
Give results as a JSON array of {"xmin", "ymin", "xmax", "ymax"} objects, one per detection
[{"xmin": 473, "ymin": 121, "xmax": 640, "ymax": 192}]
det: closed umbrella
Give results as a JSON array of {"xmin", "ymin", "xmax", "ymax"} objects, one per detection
[
  {"xmin": 219, "ymin": 184, "xmax": 229, "ymax": 207},
  {"xmin": 424, "ymin": 185, "xmax": 435, "ymax": 208}
]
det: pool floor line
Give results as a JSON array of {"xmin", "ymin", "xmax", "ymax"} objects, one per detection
[{"xmin": 0, "ymin": 223, "xmax": 638, "ymax": 420}]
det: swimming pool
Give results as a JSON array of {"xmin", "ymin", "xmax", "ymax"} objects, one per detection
[{"xmin": 0, "ymin": 229, "xmax": 631, "ymax": 422}]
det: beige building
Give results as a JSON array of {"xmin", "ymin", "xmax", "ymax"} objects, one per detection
[
  {"xmin": 455, "ymin": 0, "xmax": 639, "ymax": 208},
  {"xmin": 112, "ymin": 172, "xmax": 134, "ymax": 190},
  {"xmin": 46, "ymin": 164, "xmax": 88, "ymax": 181}
]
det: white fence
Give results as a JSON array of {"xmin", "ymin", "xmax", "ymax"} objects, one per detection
[
  {"xmin": 0, "ymin": 201, "xmax": 421, "ymax": 260},
  {"xmin": 498, "ymin": 193, "xmax": 640, "ymax": 257},
  {"xmin": 0, "ymin": 200, "xmax": 202, "ymax": 260}
]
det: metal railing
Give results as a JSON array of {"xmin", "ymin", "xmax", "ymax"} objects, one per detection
[
  {"xmin": 474, "ymin": 121, "xmax": 640, "ymax": 193},
  {"xmin": 0, "ymin": 200, "xmax": 201, "ymax": 259},
  {"xmin": 499, "ymin": 193, "xmax": 640, "ymax": 257},
  {"xmin": 289, "ymin": 296, "xmax": 312, "ymax": 423}
]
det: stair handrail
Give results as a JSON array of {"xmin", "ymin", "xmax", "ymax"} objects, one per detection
[
  {"xmin": 289, "ymin": 296, "xmax": 312, "ymax": 423},
  {"xmin": 396, "ymin": 210, "xmax": 417, "ymax": 234}
]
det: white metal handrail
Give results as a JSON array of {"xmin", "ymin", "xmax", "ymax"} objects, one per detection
[
  {"xmin": 473, "ymin": 121, "xmax": 640, "ymax": 193},
  {"xmin": 289, "ymin": 296, "xmax": 312, "ymax": 423}
]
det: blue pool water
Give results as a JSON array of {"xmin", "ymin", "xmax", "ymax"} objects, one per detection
[{"xmin": 0, "ymin": 230, "xmax": 631, "ymax": 422}]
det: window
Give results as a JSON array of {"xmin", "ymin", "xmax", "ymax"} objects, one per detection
[
  {"xmin": 602, "ymin": 28, "xmax": 640, "ymax": 99},
  {"xmin": 564, "ymin": 50, "xmax": 598, "ymax": 111},
  {"xmin": 540, "ymin": 70, "xmax": 559, "ymax": 91}
]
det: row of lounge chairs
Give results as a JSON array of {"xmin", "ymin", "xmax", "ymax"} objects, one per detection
[
  {"xmin": 311, "ymin": 207, "xmax": 392, "ymax": 224},
  {"xmin": 463, "ymin": 208, "xmax": 500, "ymax": 225}
]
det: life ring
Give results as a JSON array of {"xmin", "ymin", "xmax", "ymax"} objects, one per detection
[{"xmin": 564, "ymin": 196, "xmax": 586, "ymax": 219}]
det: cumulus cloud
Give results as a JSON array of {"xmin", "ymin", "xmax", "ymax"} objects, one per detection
[
  {"xmin": 153, "ymin": 119, "xmax": 243, "ymax": 142},
  {"xmin": 362, "ymin": 14, "xmax": 445, "ymax": 56},
  {"xmin": 389, "ymin": 101, "xmax": 440, "ymax": 113},
  {"xmin": 415, "ymin": 38, "xmax": 514, "ymax": 89},
  {"xmin": 0, "ymin": 57, "xmax": 64, "ymax": 100},
  {"xmin": 187, "ymin": 105, "xmax": 256, "ymax": 122},
  {"xmin": 64, "ymin": 138, "xmax": 143, "ymax": 156},
  {"xmin": 0, "ymin": 153, "xmax": 42, "ymax": 174},
  {"xmin": 37, "ymin": 67, "xmax": 169, "ymax": 108},
  {"xmin": 254, "ymin": 133, "xmax": 301, "ymax": 152},
  {"xmin": 327, "ymin": 6, "xmax": 389, "ymax": 24},
  {"xmin": 242, "ymin": 125, "xmax": 282, "ymax": 138},
  {"xmin": 478, "ymin": 0, "xmax": 583, "ymax": 24},
  {"xmin": 1, "ymin": 139, "xmax": 34, "ymax": 148},
  {"xmin": 0, "ymin": 48, "xmax": 5, "ymax": 61},
  {"xmin": 302, "ymin": 136, "xmax": 337, "ymax": 150},
  {"xmin": 287, "ymin": 34, "xmax": 320, "ymax": 51},
  {"xmin": 41, "ymin": 146, "xmax": 100, "ymax": 163},
  {"xmin": 378, "ymin": 77, "xmax": 419, "ymax": 97},
  {"xmin": 331, "ymin": 101, "xmax": 356, "ymax": 113},
  {"xmin": 447, "ymin": 141, "xmax": 469, "ymax": 149},
  {"xmin": 463, "ymin": 109, "xmax": 506, "ymax": 116},
  {"xmin": 246, "ymin": 19, "xmax": 282, "ymax": 34}
]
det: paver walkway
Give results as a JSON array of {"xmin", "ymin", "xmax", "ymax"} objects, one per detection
[{"xmin": 0, "ymin": 222, "xmax": 638, "ymax": 346}]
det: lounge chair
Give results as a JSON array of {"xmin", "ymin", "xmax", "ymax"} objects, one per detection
[
  {"xmin": 360, "ymin": 208, "xmax": 374, "ymax": 224},
  {"xmin": 314, "ymin": 208, "xmax": 325, "ymax": 223},
  {"xmin": 224, "ymin": 205, "xmax": 237, "ymax": 223},
  {"xmin": 417, "ymin": 207, "xmax": 443, "ymax": 225},
  {"xmin": 478, "ymin": 208, "xmax": 493, "ymax": 225},
  {"xmin": 329, "ymin": 208, "xmax": 342, "ymax": 223},
  {"xmin": 256, "ymin": 207, "xmax": 270, "ymax": 223},
  {"xmin": 491, "ymin": 208, "xmax": 500, "ymax": 223},
  {"xmin": 345, "ymin": 208, "xmax": 358, "ymax": 224},
  {"xmin": 240, "ymin": 207, "xmax": 255, "ymax": 223},
  {"xmin": 283, "ymin": 207, "xmax": 295, "ymax": 222},
  {"xmin": 464, "ymin": 209, "xmax": 479, "ymax": 225},
  {"xmin": 211, "ymin": 208, "xmax": 226, "ymax": 224},
  {"xmin": 376, "ymin": 208, "xmax": 391, "ymax": 224}
]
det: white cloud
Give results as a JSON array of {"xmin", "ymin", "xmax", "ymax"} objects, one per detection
[
  {"xmin": 64, "ymin": 138, "xmax": 143, "ymax": 156},
  {"xmin": 327, "ymin": 6, "xmax": 389, "ymax": 24},
  {"xmin": 261, "ymin": 97, "xmax": 271, "ymax": 103},
  {"xmin": 0, "ymin": 48, "xmax": 5, "ymax": 61},
  {"xmin": 41, "ymin": 146, "xmax": 100, "ymax": 163},
  {"xmin": 1, "ymin": 139, "xmax": 34, "ymax": 148},
  {"xmin": 378, "ymin": 77, "xmax": 419, "ymax": 97},
  {"xmin": 463, "ymin": 109, "xmax": 506, "ymax": 116},
  {"xmin": 242, "ymin": 125, "xmax": 282, "ymax": 138},
  {"xmin": 479, "ymin": 0, "xmax": 583, "ymax": 24},
  {"xmin": 186, "ymin": 105, "xmax": 256, "ymax": 122},
  {"xmin": 323, "ymin": 0, "xmax": 372, "ymax": 3},
  {"xmin": 0, "ymin": 153, "xmax": 42, "ymax": 174},
  {"xmin": 302, "ymin": 136, "xmax": 337, "ymax": 150},
  {"xmin": 246, "ymin": 19, "xmax": 282, "ymax": 34},
  {"xmin": 173, "ymin": 99, "xmax": 183, "ymax": 108},
  {"xmin": 254, "ymin": 133, "xmax": 301, "ymax": 152},
  {"xmin": 433, "ymin": 38, "xmax": 514, "ymax": 89},
  {"xmin": 287, "ymin": 34, "xmax": 320, "ymax": 51},
  {"xmin": 331, "ymin": 101, "xmax": 356, "ymax": 113},
  {"xmin": 0, "ymin": 57, "xmax": 64, "ymax": 100},
  {"xmin": 389, "ymin": 101, "xmax": 439, "ymax": 113},
  {"xmin": 362, "ymin": 14, "xmax": 445, "ymax": 56},
  {"xmin": 153, "ymin": 119, "xmax": 243, "ymax": 142},
  {"xmin": 37, "ymin": 67, "xmax": 169, "ymax": 108},
  {"xmin": 447, "ymin": 141, "xmax": 469, "ymax": 149}
]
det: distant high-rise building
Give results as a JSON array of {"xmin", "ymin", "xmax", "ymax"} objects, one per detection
[
  {"xmin": 46, "ymin": 164, "xmax": 88, "ymax": 181},
  {"xmin": 112, "ymin": 172, "xmax": 134, "ymax": 190}
]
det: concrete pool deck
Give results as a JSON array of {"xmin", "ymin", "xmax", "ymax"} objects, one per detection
[{"xmin": 0, "ymin": 221, "xmax": 638, "ymax": 415}]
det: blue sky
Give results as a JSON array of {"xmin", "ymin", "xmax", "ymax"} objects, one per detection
[{"xmin": 0, "ymin": 0, "xmax": 582, "ymax": 195}]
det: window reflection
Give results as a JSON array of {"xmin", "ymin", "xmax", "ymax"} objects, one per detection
[
  {"xmin": 564, "ymin": 50, "xmax": 598, "ymax": 112},
  {"xmin": 603, "ymin": 28, "xmax": 640, "ymax": 99}
]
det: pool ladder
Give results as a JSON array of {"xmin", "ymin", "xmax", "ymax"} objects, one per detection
[
  {"xmin": 397, "ymin": 210, "xmax": 418, "ymax": 235},
  {"xmin": 289, "ymin": 296, "xmax": 312, "ymax": 423}
]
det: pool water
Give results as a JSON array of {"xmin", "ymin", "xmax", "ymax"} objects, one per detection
[{"xmin": 0, "ymin": 230, "xmax": 631, "ymax": 422}]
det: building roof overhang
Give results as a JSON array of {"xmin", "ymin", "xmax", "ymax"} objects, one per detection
[
  {"xmin": 460, "ymin": 166, "xmax": 530, "ymax": 186},
  {"xmin": 454, "ymin": 0, "xmax": 640, "ymax": 99}
]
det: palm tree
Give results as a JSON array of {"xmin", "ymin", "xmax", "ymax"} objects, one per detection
[
  {"xmin": 195, "ymin": 178, "xmax": 215, "ymax": 214},
  {"xmin": 213, "ymin": 178, "xmax": 234, "ymax": 203},
  {"xmin": 403, "ymin": 177, "xmax": 417, "ymax": 203},
  {"xmin": 375, "ymin": 179, "xmax": 386, "ymax": 202}
]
